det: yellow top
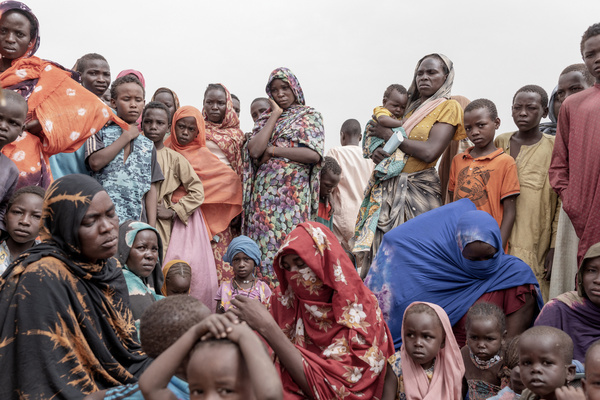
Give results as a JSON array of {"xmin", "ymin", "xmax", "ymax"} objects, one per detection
[{"xmin": 373, "ymin": 105, "xmax": 395, "ymax": 121}]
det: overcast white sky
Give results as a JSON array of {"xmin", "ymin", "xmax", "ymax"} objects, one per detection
[{"xmin": 25, "ymin": 0, "xmax": 600, "ymax": 152}]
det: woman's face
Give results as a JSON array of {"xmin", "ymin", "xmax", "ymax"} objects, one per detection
[
  {"xmin": 415, "ymin": 56, "xmax": 448, "ymax": 100},
  {"xmin": 78, "ymin": 191, "xmax": 119, "ymax": 263},
  {"xmin": 270, "ymin": 79, "xmax": 296, "ymax": 109},
  {"xmin": 203, "ymin": 89, "xmax": 227, "ymax": 124},
  {"xmin": 462, "ymin": 241, "xmax": 497, "ymax": 261},
  {"xmin": 154, "ymin": 91, "xmax": 176, "ymax": 119},
  {"xmin": 582, "ymin": 256, "xmax": 600, "ymax": 306},
  {"xmin": 0, "ymin": 11, "xmax": 32, "ymax": 60},
  {"xmin": 175, "ymin": 116, "xmax": 199, "ymax": 146},
  {"xmin": 126, "ymin": 229, "xmax": 159, "ymax": 278}
]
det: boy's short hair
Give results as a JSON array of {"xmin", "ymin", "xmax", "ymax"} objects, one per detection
[
  {"xmin": 585, "ymin": 339, "xmax": 600, "ymax": 364},
  {"xmin": 383, "ymin": 84, "xmax": 408, "ymax": 99},
  {"xmin": 512, "ymin": 84, "xmax": 549, "ymax": 108},
  {"xmin": 204, "ymin": 83, "xmax": 226, "ymax": 98},
  {"xmin": 75, "ymin": 53, "xmax": 108, "ymax": 74},
  {"xmin": 464, "ymin": 98, "xmax": 499, "ymax": 120},
  {"xmin": 110, "ymin": 74, "xmax": 145, "ymax": 100},
  {"xmin": 521, "ymin": 326, "xmax": 574, "ymax": 364},
  {"xmin": 322, "ymin": 156, "xmax": 342, "ymax": 176},
  {"xmin": 140, "ymin": 295, "xmax": 210, "ymax": 359},
  {"xmin": 560, "ymin": 63, "xmax": 596, "ymax": 87},
  {"xmin": 142, "ymin": 101, "xmax": 171, "ymax": 124},
  {"xmin": 6, "ymin": 185, "xmax": 45, "ymax": 212},
  {"xmin": 465, "ymin": 302, "xmax": 506, "ymax": 332},
  {"xmin": 581, "ymin": 23, "xmax": 600, "ymax": 54},
  {"xmin": 2, "ymin": 89, "xmax": 28, "ymax": 119},
  {"xmin": 341, "ymin": 119, "xmax": 361, "ymax": 138}
]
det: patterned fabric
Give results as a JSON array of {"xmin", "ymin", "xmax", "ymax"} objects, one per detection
[
  {"xmin": 88, "ymin": 125, "xmax": 158, "ymax": 224},
  {"xmin": 0, "ymin": 175, "xmax": 149, "ymax": 398},
  {"xmin": 1, "ymin": 131, "xmax": 52, "ymax": 189},
  {"xmin": 467, "ymin": 379, "xmax": 502, "ymax": 400},
  {"xmin": 365, "ymin": 199, "xmax": 543, "ymax": 351},
  {"xmin": 487, "ymin": 386, "xmax": 521, "ymax": 400},
  {"xmin": 315, "ymin": 201, "xmax": 333, "ymax": 230},
  {"xmin": 397, "ymin": 364, "xmax": 435, "ymax": 400},
  {"xmin": 214, "ymin": 279, "xmax": 272, "ymax": 312},
  {"xmin": 270, "ymin": 222, "xmax": 394, "ymax": 399},
  {"xmin": 243, "ymin": 68, "xmax": 324, "ymax": 285},
  {"xmin": 203, "ymin": 83, "xmax": 245, "ymax": 176},
  {"xmin": 103, "ymin": 376, "xmax": 189, "ymax": 400},
  {"xmin": 0, "ymin": 240, "xmax": 10, "ymax": 274}
]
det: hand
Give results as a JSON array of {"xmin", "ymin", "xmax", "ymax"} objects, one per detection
[
  {"xmin": 367, "ymin": 121, "xmax": 393, "ymax": 141},
  {"xmin": 24, "ymin": 119, "xmax": 42, "ymax": 135},
  {"xmin": 225, "ymin": 320, "xmax": 256, "ymax": 344},
  {"xmin": 125, "ymin": 123, "xmax": 141, "ymax": 141},
  {"xmin": 194, "ymin": 313, "xmax": 240, "ymax": 341},
  {"xmin": 555, "ymin": 386, "xmax": 585, "ymax": 400},
  {"xmin": 157, "ymin": 201, "xmax": 174, "ymax": 220},
  {"xmin": 269, "ymin": 98, "xmax": 283, "ymax": 119},
  {"xmin": 229, "ymin": 296, "xmax": 274, "ymax": 333},
  {"xmin": 372, "ymin": 147, "xmax": 390, "ymax": 164},
  {"xmin": 544, "ymin": 248, "xmax": 555, "ymax": 281},
  {"xmin": 258, "ymin": 146, "xmax": 273, "ymax": 166}
]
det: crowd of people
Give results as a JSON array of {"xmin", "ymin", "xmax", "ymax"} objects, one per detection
[{"xmin": 0, "ymin": 1, "xmax": 599, "ymax": 399}]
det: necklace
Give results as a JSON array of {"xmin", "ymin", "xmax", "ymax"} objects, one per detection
[
  {"xmin": 469, "ymin": 348, "xmax": 502, "ymax": 370},
  {"xmin": 232, "ymin": 277, "xmax": 255, "ymax": 295}
]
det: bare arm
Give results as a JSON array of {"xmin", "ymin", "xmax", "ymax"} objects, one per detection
[
  {"xmin": 87, "ymin": 124, "xmax": 140, "ymax": 172},
  {"xmin": 381, "ymin": 363, "xmax": 398, "ymax": 400},
  {"xmin": 505, "ymin": 292, "xmax": 537, "ymax": 338},
  {"xmin": 377, "ymin": 115, "xmax": 403, "ymax": 128},
  {"xmin": 259, "ymin": 146, "xmax": 320, "ymax": 166},
  {"xmin": 248, "ymin": 99, "xmax": 283, "ymax": 160},
  {"xmin": 145, "ymin": 183, "xmax": 158, "ymax": 227},
  {"xmin": 500, "ymin": 195, "xmax": 517, "ymax": 249}
]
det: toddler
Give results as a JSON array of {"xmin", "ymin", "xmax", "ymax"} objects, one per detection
[
  {"xmin": 373, "ymin": 84, "xmax": 409, "ymax": 129},
  {"xmin": 582, "ymin": 340, "xmax": 600, "ymax": 400},
  {"xmin": 162, "ymin": 260, "xmax": 192, "ymax": 296},
  {"xmin": 488, "ymin": 336, "xmax": 525, "ymax": 399},
  {"xmin": 315, "ymin": 156, "xmax": 341, "ymax": 230},
  {"xmin": 461, "ymin": 302, "xmax": 507, "ymax": 399}
]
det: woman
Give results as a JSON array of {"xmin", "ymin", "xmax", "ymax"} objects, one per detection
[
  {"xmin": 365, "ymin": 199, "xmax": 544, "ymax": 350},
  {"xmin": 0, "ymin": 1, "xmax": 128, "ymax": 188},
  {"xmin": 152, "ymin": 87, "xmax": 180, "ymax": 122},
  {"xmin": 244, "ymin": 67, "xmax": 324, "ymax": 284},
  {"xmin": 0, "ymin": 174, "xmax": 150, "ymax": 398},
  {"xmin": 354, "ymin": 53, "xmax": 466, "ymax": 277},
  {"xmin": 165, "ymin": 106, "xmax": 242, "ymax": 307},
  {"xmin": 535, "ymin": 242, "xmax": 600, "ymax": 362},
  {"xmin": 230, "ymin": 222, "xmax": 395, "ymax": 399}
]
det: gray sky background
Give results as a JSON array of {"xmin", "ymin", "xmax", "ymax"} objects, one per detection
[{"xmin": 26, "ymin": 0, "xmax": 600, "ymax": 152}]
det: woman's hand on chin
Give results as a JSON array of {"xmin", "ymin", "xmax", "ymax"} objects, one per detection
[
  {"xmin": 229, "ymin": 296, "xmax": 275, "ymax": 334},
  {"xmin": 269, "ymin": 98, "xmax": 284, "ymax": 118}
]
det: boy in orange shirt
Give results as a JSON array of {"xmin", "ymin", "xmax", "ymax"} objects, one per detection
[{"xmin": 448, "ymin": 99, "xmax": 519, "ymax": 249}]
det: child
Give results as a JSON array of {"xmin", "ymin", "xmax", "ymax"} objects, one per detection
[
  {"xmin": 0, "ymin": 89, "xmax": 27, "ymax": 237},
  {"xmin": 448, "ymin": 99, "xmax": 520, "ymax": 249},
  {"xmin": 496, "ymin": 85, "xmax": 558, "ymax": 301},
  {"xmin": 231, "ymin": 93, "xmax": 241, "ymax": 117},
  {"xmin": 488, "ymin": 336, "xmax": 525, "ymax": 400},
  {"xmin": 117, "ymin": 220, "xmax": 164, "ymax": 335},
  {"xmin": 373, "ymin": 84, "xmax": 409, "ymax": 129},
  {"xmin": 161, "ymin": 260, "xmax": 192, "ymax": 296},
  {"xmin": 142, "ymin": 101, "xmax": 203, "ymax": 256},
  {"xmin": 0, "ymin": 186, "xmax": 44, "ymax": 274},
  {"xmin": 250, "ymin": 97, "xmax": 271, "ymax": 123},
  {"xmin": 583, "ymin": 340, "xmax": 600, "ymax": 400},
  {"xmin": 518, "ymin": 326, "xmax": 576, "ymax": 400},
  {"xmin": 397, "ymin": 301, "xmax": 464, "ymax": 400},
  {"xmin": 461, "ymin": 302, "xmax": 508, "ymax": 400},
  {"xmin": 86, "ymin": 75, "xmax": 164, "ymax": 226},
  {"xmin": 315, "ymin": 156, "xmax": 341, "ymax": 230},
  {"xmin": 138, "ymin": 314, "xmax": 283, "ymax": 400},
  {"xmin": 89, "ymin": 295, "xmax": 211, "ymax": 400},
  {"xmin": 215, "ymin": 235, "xmax": 272, "ymax": 313}
]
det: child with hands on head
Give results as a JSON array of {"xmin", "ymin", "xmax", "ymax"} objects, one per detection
[{"xmin": 139, "ymin": 313, "xmax": 283, "ymax": 400}]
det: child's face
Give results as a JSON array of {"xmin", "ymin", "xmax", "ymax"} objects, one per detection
[
  {"xmin": 403, "ymin": 311, "xmax": 445, "ymax": 369},
  {"xmin": 231, "ymin": 251, "xmax": 256, "ymax": 281},
  {"xmin": 582, "ymin": 34, "xmax": 600, "ymax": 83},
  {"xmin": 153, "ymin": 91, "xmax": 176, "ymax": 120},
  {"xmin": 556, "ymin": 71, "xmax": 591, "ymax": 114},
  {"xmin": 270, "ymin": 79, "xmax": 296, "ymax": 109},
  {"xmin": 80, "ymin": 59, "xmax": 111, "ymax": 98},
  {"xmin": 519, "ymin": 336, "xmax": 575, "ymax": 400},
  {"xmin": 0, "ymin": 100, "xmax": 26, "ymax": 149},
  {"xmin": 511, "ymin": 92, "xmax": 548, "ymax": 132},
  {"xmin": 232, "ymin": 98, "xmax": 241, "ymax": 117},
  {"xmin": 383, "ymin": 90, "xmax": 408, "ymax": 119},
  {"xmin": 187, "ymin": 343, "xmax": 253, "ymax": 400},
  {"xmin": 581, "ymin": 256, "xmax": 600, "ymax": 307},
  {"xmin": 142, "ymin": 108, "xmax": 170, "ymax": 144},
  {"xmin": 111, "ymin": 82, "xmax": 145, "ymax": 124},
  {"xmin": 175, "ymin": 116, "xmax": 199, "ymax": 146},
  {"xmin": 101, "ymin": 88, "xmax": 111, "ymax": 107},
  {"xmin": 511, "ymin": 365, "xmax": 526, "ymax": 394},
  {"xmin": 125, "ymin": 230, "xmax": 159, "ymax": 278},
  {"xmin": 464, "ymin": 107, "xmax": 500, "ymax": 150},
  {"xmin": 466, "ymin": 317, "xmax": 504, "ymax": 362},
  {"xmin": 203, "ymin": 89, "xmax": 227, "ymax": 124},
  {"xmin": 584, "ymin": 347, "xmax": 600, "ymax": 400},
  {"xmin": 0, "ymin": 11, "xmax": 32, "ymax": 60},
  {"xmin": 5, "ymin": 193, "xmax": 43, "ymax": 244},
  {"xmin": 250, "ymin": 100, "xmax": 270, "ymax": 122},
  {"xmin": 319, "ymin": 170, "xmax": 341, "ymax": 200},
  {"xmin": 166, "ymin": 273, "xmax": 191, "ymax": 296}
]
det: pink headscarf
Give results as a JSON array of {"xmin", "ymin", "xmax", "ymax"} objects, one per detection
[
  {"xmin": 116, "ymin": 69, "xmax": 146, "ymax": 87},
  {"xmin": 401, "ymin": 302, "xmax": 464, "ymax": 400}
]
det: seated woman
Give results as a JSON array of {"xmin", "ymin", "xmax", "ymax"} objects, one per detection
[
  {"xmin": 229, "ymin": 222, "xmax": 395, "ymax": 399},
  {"xmin": 365, "ymin": 199, "xmax": 544, "ymax": 350},
  {"xmin": 0, "ymin": 174, "xmax": 149, "ymax": 398},
  {"xmin": 535, "ymin": 242, "xmax": 600, "ymax": 363}
]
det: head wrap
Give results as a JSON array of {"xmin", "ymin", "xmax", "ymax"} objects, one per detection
[
  {"xmin": 266, "ymin": 67, "xmax": 306, "ymax": 106},
  {"xmin": 405, "ymin": 53, "xmax": 455, "ymax": 116},
  {"xmin": 151, "ymin": 87, "xmax": 180, "ymax": 111},
  {"xmin": 365, "ymin": 199, "xmax": 543, "ymax": 350},
  {"xmin": 0, "ymin": 1, "xmax": 40, "ymax": 59},
  {"xmin": 161, "ymin": 259, "xmax": 191, "ymax": 296},
  {"xmin": 117, "ymin": 69, "xmax": 145, "ymax": 87},
  {"xmin": 117, "ymin": 220, "xmax": 163, "ymax": 290},
  {"xmin": 223, "ymin": 235, "xmax": 261, "ymax": 268},
  {"xmin": 578, "ymin": 242, "xmax": 600, "ymax": 298},
  {"xmin": 401, "ymin": 302, "xmax": 464, "ymax": 400}
]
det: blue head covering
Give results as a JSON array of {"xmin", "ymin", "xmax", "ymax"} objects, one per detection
[
  {"xmin": 224, "ymin": 235, "xmax": 261, "ymax": 268},
  {"xmin": 365, "ymin": 199, "xmax": 543, "ymax": 351}
]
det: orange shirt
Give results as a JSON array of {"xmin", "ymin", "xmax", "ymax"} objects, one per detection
[{"xmin": 448, "ymin": 147, "xmax": 520, "ymax": 227}]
